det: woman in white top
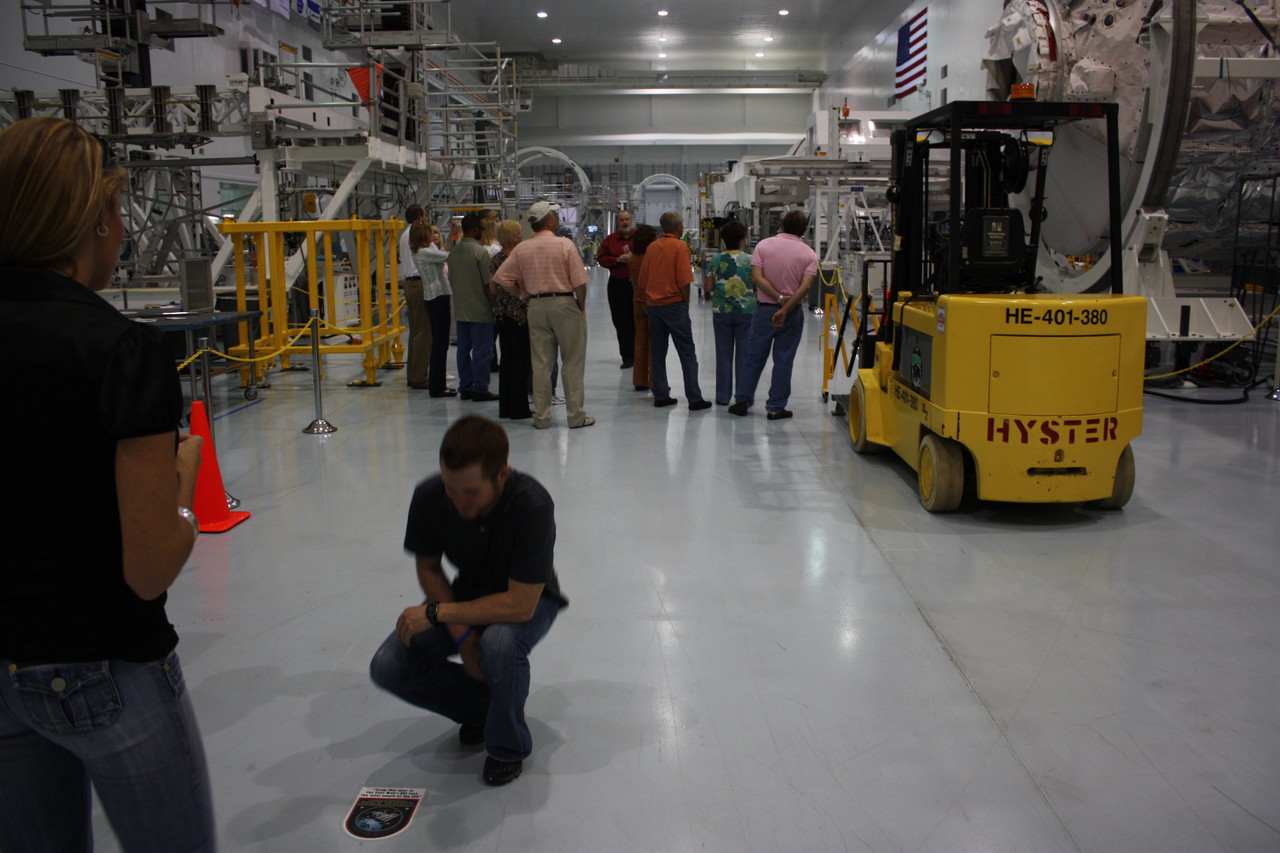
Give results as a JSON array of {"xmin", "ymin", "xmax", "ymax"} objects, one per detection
[{"xmin": 411, "ymin": 222, "xmax": 455, "ymax": 397}]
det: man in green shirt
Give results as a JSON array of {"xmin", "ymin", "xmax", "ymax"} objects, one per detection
[{"xmin": 448, "ymin": 213, "xmax": 499, "ymax": 402}]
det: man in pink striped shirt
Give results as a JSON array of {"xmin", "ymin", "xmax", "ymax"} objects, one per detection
[
  {"xmin": 491, "ymin": 202, "xmax": 594, "ymax": 429},
  {"xmin": 728, "ymin": 210, "xmax": 817, "ymax": 420}
]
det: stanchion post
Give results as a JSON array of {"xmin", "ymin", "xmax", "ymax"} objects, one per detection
[
  {"xmin": 199, "ymin": 336, "xmax": 242, "ymax": 510},
  {"xmin": 303, "ymin": 310, "xmax": 338, "ymax": 434}
]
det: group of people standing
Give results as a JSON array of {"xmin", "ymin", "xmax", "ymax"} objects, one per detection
[
  {"xmin": 399, "ymin": 200, "xmax": 818, "ymax": 429},
  {"xmin": 599, "ymin": 207, "xmax": 819, "ymax": 420}
]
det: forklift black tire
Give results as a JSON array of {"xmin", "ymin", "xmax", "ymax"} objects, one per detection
[
  {"xmin": 918, "ymin": 433, "xmax": 965, "ymax": 512},
  {"xmin": 1090, "ymin": 444, "xmax": 1135, "ymax": 509},
  {"xmin": 849, "ymin": 378, "xmax": 883, "ymax": 454}
]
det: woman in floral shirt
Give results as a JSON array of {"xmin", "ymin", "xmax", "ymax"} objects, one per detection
[{"xmin": 702, "ymin": 219, "xmax": 756, "ymax": 406}]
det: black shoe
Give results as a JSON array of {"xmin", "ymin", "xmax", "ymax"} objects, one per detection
[
  {"xmin": 620, "ymin": 361, "xmax": 633, "ymax": 369},
  {"xmin": 429, "ymin": 388, "xmax": 458, "ymax": 398},
  {"xmin": 767, "ymin": 409, "xmax": 793, "ymax": 420},
  {"xmin": 634, "ymin": 385, "xmax": 650, "ymax": 392},
  {"xmin": 459, "ymin": 723, "xmax": 485, "ymax": 746},
  {"xmin": 469, "ymin": 391, "xmax": 500, "ymax": 402},
  {"xmin": 482, "ymin": 756, "xmax": 523, "ymax": 786},
  {"xmin": 459, "ymin": 390, "xmax": 474, "ymax": 401},
  {"xmin": 728, "ymin": 402, "xmax": 750, "ymax": 416},
  {"xmin": 689, "ymin": 399, "xmax": 712, "ymax": 411},
  {"xmin": 654, "ymin": 397, "xmax": 678, "ymax": 408}
]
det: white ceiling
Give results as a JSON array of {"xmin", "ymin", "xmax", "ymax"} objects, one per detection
[{"xmin": 449, "ymin": 0, "xmax": 870, "ymax": 77}]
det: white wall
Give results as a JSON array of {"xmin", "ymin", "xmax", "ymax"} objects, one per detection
[{"xmin": 820, "ymin": 0, "xmax": 1007, "ymax": 113}]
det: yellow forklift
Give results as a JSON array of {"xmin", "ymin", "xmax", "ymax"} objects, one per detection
[{"xmin": 847, "ymin": 99, "xmax": 1146, "ymax": 511}]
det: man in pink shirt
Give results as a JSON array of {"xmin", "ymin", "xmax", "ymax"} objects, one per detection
[
  {"xmin": 491, "ymin": 201, "xmax": 594, "ymax": 429},
  {"xmin": 728, "ymin": 210, "xmax": 817, "ymax": 420}
]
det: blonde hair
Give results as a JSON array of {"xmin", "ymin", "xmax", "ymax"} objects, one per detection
[
  {"xmin": 0, "ymin": 117, "xmax": 126, "ymax": 268},
  {"xmin": 409, "ymin": 220, "xmax": 433, "ymax": 252},
  {"xmin": 495, "ymin": 219, "xmax": 522, "ymax": 250},
  {"xmin": 480, "ymin": 217, "xmax": 497, "ymax": 246}
]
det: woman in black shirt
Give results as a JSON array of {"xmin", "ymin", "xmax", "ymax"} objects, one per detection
[{"xmin": 0, "ymin": 117, "xmax": 215, "ymax": 851}]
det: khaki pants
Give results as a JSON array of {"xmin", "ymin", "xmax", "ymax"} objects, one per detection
[
  {"xmin": 528, "ymin": 296, "xmax": 587, "ymax": 427},
  {"xmin": 403, "ymin": 277, "xmax": 432, "ymax": 385}
]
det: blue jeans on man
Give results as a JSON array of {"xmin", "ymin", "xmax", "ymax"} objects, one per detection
[
  {"xmin": 455, "ymin": 321, "xmax": 494, "ymax": 394},
  {"xmin": 646, "ymin": 301, "xmax": 707, "ymax": 404},
  {"xmin": 712, "ymin": 312, "xmax": 753, "ymax": 406},
  {"xmin": 0, "ymin": 651, "xmax": 215, "ymax": 852},
  {"xmin": 370, "ymin": 595, "xmax": 559, "ymax": 763},
  {"xmin": 735, "ymin": 303, "xmax": 805, "ymax": 413}
]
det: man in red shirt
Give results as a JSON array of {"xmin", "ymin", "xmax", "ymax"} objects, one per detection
[
  {"xmin": 596, "ymin": 210, "xmax": 636, "ymax": 369},
  {"xmin": 639, "ymin": 212, "xmax": 711, "ymax": 410}
]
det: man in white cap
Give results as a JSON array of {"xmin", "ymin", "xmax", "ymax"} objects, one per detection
[{"xmin": 491, "ymin": 201, "xmax": 594, "ymax": 429}]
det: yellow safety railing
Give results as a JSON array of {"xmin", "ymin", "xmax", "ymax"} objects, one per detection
[{"xmin": 216, "ymin": 217, "xmax": 406, "ymax": 387}]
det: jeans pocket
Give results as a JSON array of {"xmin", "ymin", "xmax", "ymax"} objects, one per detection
[{"xmin": 10, "ymin": 661, "xmax": 121, "ymax": 735}]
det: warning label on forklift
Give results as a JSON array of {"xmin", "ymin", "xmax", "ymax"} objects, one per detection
[{"xmin": 987, "ymin": 416, "xmax": 1119, "ymax": 445}]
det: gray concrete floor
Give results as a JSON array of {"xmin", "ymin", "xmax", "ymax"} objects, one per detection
[{"xmin": 95, "ymin": 268, "xmax": 1280, "ymax": 851}]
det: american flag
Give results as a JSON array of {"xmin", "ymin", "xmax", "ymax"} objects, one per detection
[{"xmin": 895, "ymin": 8, "xmax": 928, "ymax": 100}]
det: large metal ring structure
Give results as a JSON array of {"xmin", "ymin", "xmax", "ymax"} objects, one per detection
[
  {"xmin": 630, "ymin": 174, "xmax": 696, "ymax": 229},
  {"xmin": 985, "ymin": 0, "xmax": 1280, "ymax": 293},
  {"xmin": 513, "ymin": 146, "xmax": 592, "ymax": 246}
]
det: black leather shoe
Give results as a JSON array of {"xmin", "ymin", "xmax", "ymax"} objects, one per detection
[
  {"xmin": 689, "ymin": 400, "xmax": 712, "ymax": 411},
  {"xmin": 728, "ymin": 402, "xmax": 750, "ymax": 416},
  {"xmin": 620, "ymin": 361, "xmax": 633, "ymax": 369},
  {"xmin": 767, "ymin": 409, "xmax": 793, "ymax": 420},
  {"xmin": 654, "ymin": 397, "xmax": 678, "ymax": 408},
  {"xmin": 482, "ymin": 756, "xmax": 523, "ymax": 786},
  {"xmin": 459, "ymin": 723, "xmax": 485, "ymax": 746},
  {"xmin": 634, "ymin": 385, "xmax": 650, "ymax": 392},
  {"xmin": 469, "ymin": 391, "xmax": 500, "ymax": 402},
  {"xmin": 459, "ymin": 390, "xmax": 474, "ymax": 400},
  {"xmin": 429, "ymin": 388, "xmax": 458, "ymax": 398}
]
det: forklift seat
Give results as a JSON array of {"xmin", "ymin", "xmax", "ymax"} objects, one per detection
[{"xmin": 959, "ymin": 208, "xmax": 1028, "ymax": 290}]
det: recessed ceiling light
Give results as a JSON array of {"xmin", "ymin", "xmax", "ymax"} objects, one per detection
[
  {"xmin": 764, "ymin": 36, "xmax": 774, "ymax": 42},
  {"xmin": 552, "ymin": 37, "xmax": 562, "ymax": 43},
  {"xmin": 659, "ymin": 36, "xmax": 667, "ymax": 42},
  {"xmin": 778, "ymin": 9, "xmax": 790, "ymax": 15},
  {"xmin": 755, "ymin": 51, "xmax": 765, "ymax": 57},
  {"xmin": 659, "ymin": 52, "xmax": 667, "ymax": 58},
  {"xmin": 658, "ymin": 9, "xmax": 669, "ymax": 15},
  {"xmin": 536, "ymin": 11, "xmax": 547, "ymax": 17}
]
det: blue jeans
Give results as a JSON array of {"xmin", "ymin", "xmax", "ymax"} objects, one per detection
[
  {"xmin": 646, "ymin": 302, "xmax": 706, "ymax": 403},
  {"xmin": 0, "ymin": 651, "xmax": 215, "ymax": 853},
  {"xmin": 370, "ymin": 596, "xmax": 560, "ymax": 763},
  {"xmin": 455, "ymin": 321, "xmax": 495, "ymax": 394},
  {"xmin": 736, "ymin": 304, "xmax": 805, "ymax": 412},
  {"xmin": 712, "ymin": 312, "xmax": 753, "ymax": 405}
]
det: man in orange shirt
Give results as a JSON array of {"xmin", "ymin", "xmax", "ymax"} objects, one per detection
[{"xmin": 639, "ymin": 212, "xmax": 711, "ymax": 410}]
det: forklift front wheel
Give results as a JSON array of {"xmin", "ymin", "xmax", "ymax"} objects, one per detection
[
  {"xmin": 849, "ymin": 378, "xmax": 884, "ymax": 454},
  {"xmin": 1090, "ymin": 444, "xmax": 1135, "ymax": 509},
  {"xmin": 918, "ymin": 433, "xmax": 965, "ymax": 512}
]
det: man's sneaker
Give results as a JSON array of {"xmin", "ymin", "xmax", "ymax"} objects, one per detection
[
  {"xmin": 482, "ymin": 756, "xmax": 523, "ymax": 786},
  {"xmin": 459, "ymin": 723, "xmax": 485, "ymax": 746},
  {"xmin": 654, "ymin": 397, "xmax": 678, "ymax": 408},
  {"xmin": 689, "ymin": 400, "xmax": 712, "ymax": 411},
  {"xmin": 766, "ymin": 409, "xmax": 793, "ymax": 420},
  {"xmin": 728, "ymin": 402, "xmax": 750, "ymax": 416}
]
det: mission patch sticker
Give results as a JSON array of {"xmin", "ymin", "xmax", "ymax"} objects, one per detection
[{"xmin": 342, "ymin": 787, "xmax": 426, "ymax": 840}]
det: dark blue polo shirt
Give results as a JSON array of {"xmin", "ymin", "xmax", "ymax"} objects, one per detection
[{"xmin": 404, "ymin": 470, "xmax": 567, "ymax": 608}]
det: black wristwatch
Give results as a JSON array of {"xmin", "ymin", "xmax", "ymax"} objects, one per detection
[{"xmin": 425, "ymin": 601, "xmax": 441, "ymax": 627}]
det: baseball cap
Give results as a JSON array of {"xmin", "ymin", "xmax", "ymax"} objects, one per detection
[{"xmin": 527, "ymin": 200, "xmax": 561, "ymax": 222}]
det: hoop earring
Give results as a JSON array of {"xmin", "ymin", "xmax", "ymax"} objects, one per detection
[{"xmin": 96, "ymin": 224, "xmax": 109, "ymax": 237}]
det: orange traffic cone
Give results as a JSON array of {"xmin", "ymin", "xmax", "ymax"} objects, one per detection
[{"xmin": 189, "ymin": 401, "xmax": 251, "ymax": 533}]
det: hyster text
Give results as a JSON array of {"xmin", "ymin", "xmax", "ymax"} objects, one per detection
[{"xmin": 987, "ymin": 416, "xmax": 1119, "ymax": 445}]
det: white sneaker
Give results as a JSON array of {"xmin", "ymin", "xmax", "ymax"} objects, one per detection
[{"xmin": 552, "ymin": 395, "xmax": 565, "ymax": 405}]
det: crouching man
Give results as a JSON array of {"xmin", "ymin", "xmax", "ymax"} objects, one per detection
[{"xmin": 371, "ymin": 415, "xmax": 567, "ymax": 785}]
